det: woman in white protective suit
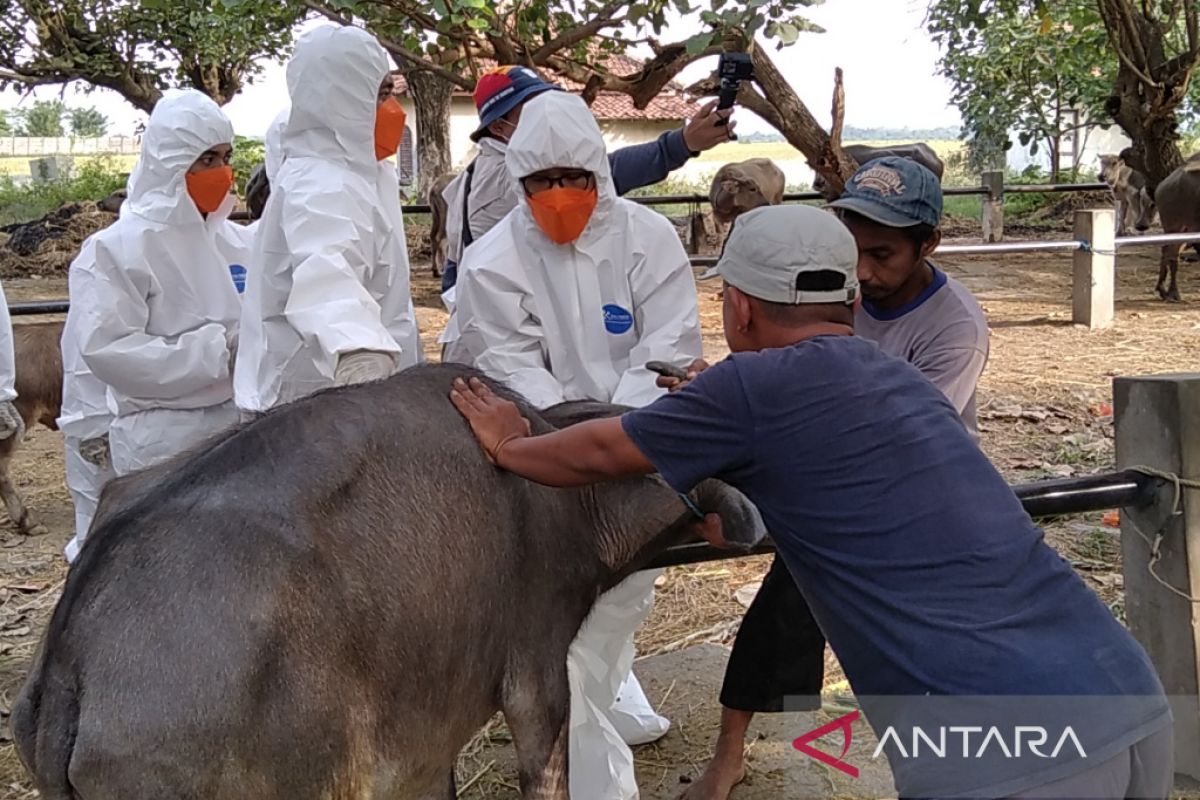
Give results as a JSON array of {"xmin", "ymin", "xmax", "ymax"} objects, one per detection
[
  {"xmin": 234, "ymin": 25, "xmax": 422, "ymax": 413},
  {"xmin": 74, "ymin": 89, "xmax": 250, "ymax": 479},
  {"xmin": 446, "ymin": 90, "xmax": 704, "ymax": 800}
]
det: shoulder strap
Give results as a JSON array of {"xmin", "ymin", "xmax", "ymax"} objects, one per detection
[{"xmin": 460, "ymin": 159, "xmax": 477, "ymax": 249}]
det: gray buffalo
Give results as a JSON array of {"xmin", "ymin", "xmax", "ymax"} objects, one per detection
[{"xmin": 12, "ymin": 363, "xmax": 764, "ymax": 800}]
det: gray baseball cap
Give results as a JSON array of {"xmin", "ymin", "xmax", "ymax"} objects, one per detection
[
  {"xmin": 827, "ymin": 156, "xmax": 943, "ymax": 228},
  {"xmin": 700, "ymin": 205, "xmax": 859, "ymax": 305}
]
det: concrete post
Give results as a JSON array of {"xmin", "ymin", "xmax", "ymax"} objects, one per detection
[
  {"xmin": 1072, "ymin": 209, "xmax": 1115, "ymax": 329},
  {"xmin": 1114, "ymin": 373, "xmax": 1200, "ymax": 782},
  {"xmin": 981, "ymin": 170, "xmax": 1004, "ymax": 242}
]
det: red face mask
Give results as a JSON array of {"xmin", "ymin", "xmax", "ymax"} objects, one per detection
[
  {"xmin": 375, "ymin": 97, "xmax": 408, "ymax": 161},
  {"xmin": 185, "ymin": 165, "xmax": 234, "ymax": 214},
  {"xmin": 527, "ymin": 187, "xmax": 599, "ymax": 244}
]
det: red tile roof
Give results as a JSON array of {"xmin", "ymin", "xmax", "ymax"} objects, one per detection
[{"xmin": 392, "ymin": 55, "xmax": 697, "ymax": 122}]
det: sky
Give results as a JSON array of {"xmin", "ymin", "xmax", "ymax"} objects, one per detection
[{"xmin": 0, "ymin": 0, "xmax": 960, "ymax": 139}]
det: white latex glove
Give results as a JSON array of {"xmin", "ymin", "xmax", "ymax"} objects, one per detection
[
  {"xmin": 333, "ymin": 350, "xmax": 396, "ymax": 387},
  {"xmin": 224, "ymin": 328, "xmax": 239, "ymax": 372},
  {"xmin": 79, "ymin": 434, "xmax": 111, "ymax": 470},
  {"xmin": 0, "ymin": 401, "xmax": 23, "ymax": 441}
]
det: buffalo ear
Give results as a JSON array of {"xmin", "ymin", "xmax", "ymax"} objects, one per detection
[{"xmin": 691, "ymin": 481, "xmax": 767, "ymax": 550}]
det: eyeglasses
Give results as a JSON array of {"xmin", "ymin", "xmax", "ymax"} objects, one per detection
[{"xmin": 521, "ymin": 171, "xmax": 595, "ymax": 194}]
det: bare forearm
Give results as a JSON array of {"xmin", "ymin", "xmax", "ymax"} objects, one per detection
[{"xmin": 495, "ymin": 418, "xmax": 655, "ymax": 487}]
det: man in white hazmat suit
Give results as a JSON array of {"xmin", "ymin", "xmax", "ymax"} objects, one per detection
[
  {"xmin": 75, "ymin": 89, "xmax": 249, "ymax": 478},
  {"xmin": 234, "ymin": 25, "xmax": 422, "ymax": 413},
  {"xmin": 447, "ymin": 90, "xmax": 704, "ymax": 800}
]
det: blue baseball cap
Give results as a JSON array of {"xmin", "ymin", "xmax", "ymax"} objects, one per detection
[
  {"xmin": 827, "ymin": 156, "xmax": 943, "ymax": 228},
  {"xmin": 470, "ymin": 66, "xmax": 561, "ymax": 141}
]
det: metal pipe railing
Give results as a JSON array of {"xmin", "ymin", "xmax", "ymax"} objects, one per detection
[{"xmin": 647, "ymin": 469, "xmax": 1160, "ymax": 569}]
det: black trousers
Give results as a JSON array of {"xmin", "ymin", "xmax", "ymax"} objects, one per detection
[{"xmin": 720, "ymin": 554, "xmax": 827, "ymax": 713}]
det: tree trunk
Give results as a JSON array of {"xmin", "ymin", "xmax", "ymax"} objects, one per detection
[
  {"xmin": 406, "ymin": 69, "xmax": 454, "ymax": 199},
  {"xmin": 1097, "ymin": 0, "xmax": 1197, "ymax": 191}
]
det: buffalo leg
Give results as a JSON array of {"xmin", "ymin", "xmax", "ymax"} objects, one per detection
[
  {"xmin": 503, "ymin": 665, "xmax": 570, "ymax": 800},
  {"xmin": 0, "ymin": 446, "xmax": 41, "ymax": 536},
  {"xmin": 1158, "ymin": 243, "xmax": 1183, "ymax": 301}
]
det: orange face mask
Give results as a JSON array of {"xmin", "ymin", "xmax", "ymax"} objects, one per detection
[
  {"xmin": 527, "ymin": 187, "xmax": 598, "ymax": 245},
  {"xmin": 375, "ymin": 97, "xmax": 408, "ymax": 161},
  {"xmin": 186, "ymin": 165, "xmax": 234, "ymax": 214}
]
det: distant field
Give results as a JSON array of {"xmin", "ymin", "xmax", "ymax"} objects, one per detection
[
  {"xmin": 0, "ymin": 154, "xmax": 138, "ymax": 177},
  {"xmin": 694, "ymin": 139, "xmax": 966, "ymax": 163}
]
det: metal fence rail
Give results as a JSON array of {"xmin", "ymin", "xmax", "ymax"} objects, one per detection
[
  {"xmin": 217, "ymin": 179, "xmax": 1116, "ymax": 222},
  {"xmin": 646, "ymin": 469, "xmax": 1159, "ymax": 569}
]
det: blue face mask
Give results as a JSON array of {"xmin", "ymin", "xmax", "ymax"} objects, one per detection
[{"xmin": 229, "ymin": 264, "xmax": 247, "ymax": 294}]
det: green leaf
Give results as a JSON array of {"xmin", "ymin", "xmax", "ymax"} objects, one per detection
[
  {"xmin": 466, "ymin": 17, "xmax": 489, "ymax": 28},
  {"xmin": 775, "ymin": 21, "xmax": 798, "ymax": 44},
  {"xmin": 684, "ymin": 31, "xmax": 713, "ymax": 55}
]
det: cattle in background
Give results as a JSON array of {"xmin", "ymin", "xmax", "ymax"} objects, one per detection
[
  {"xmin": 96, "ymin": 190, "xmax": 126, "ymax": 215},
  {"xmin": 0, "ymin": 321, "xmax": 64, "ymax": 536},
  {"xmin": 1150, "ymin": 153, "xmax": 1200, "ymax": 301},
  {"xmin": 428, "ymin": 172, "xmax": 456, "ymax": 280},
  {"xmin": 12, "ymin": 363, "xmax": 765, "ymax": 800},
  {"xmin": 812, "ymin": 143, "xmax": 946, "ymax": 198},
  {"xmin": 1099, "ymin": 154, "xmax": 1157, "ymax": 236},
  {"xmin": 709, "ymin": 158, "xmax": 786, "ymax": 226}
]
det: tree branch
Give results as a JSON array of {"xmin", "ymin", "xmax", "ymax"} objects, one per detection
[
  {"xmin": 304, "ymin": 0, "xmax": 474, "ymax": 89},
  {"xmin": 530, "ymin": 0, "xmax": 625, "ymax": 62}
]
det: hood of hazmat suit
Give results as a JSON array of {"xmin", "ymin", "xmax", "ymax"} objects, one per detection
[
  {"xmin": 75, "ymin": 89, "xmax": 247, "ymax": 421},
  {"xmin": 446, "ymin": 90, "xmax": 703, "ymax": 409},
  {"xmin": 234, "ymin": 25, "xmax": 422, "ymax": 412},
  {"xmin": 264, "ymin": 108, "xmax": 289, "ymax": 184},
  {"xmin": 443, "ymin": 92, "xmax": 703, "ymax": 799}
]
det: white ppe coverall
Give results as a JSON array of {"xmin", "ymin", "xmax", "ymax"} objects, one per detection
[
  {"xmin": 233, "ymin": 25, "xmax": 422, "ymax": 413},
  {"xmin": 446, "ymin": 90, "xmax": 704, "ymax": 800},
  {"xmin": 76, "ymin": 90, "xmax": 248, "ymax": 476},
  {"xmin": 59, "ymin": 257, "xmax": 116, "ymax": 562},
  {"xmin": 0, "ymin": 279, "xmax": 18, "ymax": 420}
]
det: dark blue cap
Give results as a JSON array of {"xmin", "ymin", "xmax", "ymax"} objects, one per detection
[
  {"xmin": 470, "ymin": 66, "xmax": 561, "ymax": 141},
  {"xmin": 828, "ymin": 156, "xmax": 943, "ymax": 228}
]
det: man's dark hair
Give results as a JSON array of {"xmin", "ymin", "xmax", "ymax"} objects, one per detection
[{"xmin": 755, "ymin": 298, "xmax": 854, "ymax": 328}]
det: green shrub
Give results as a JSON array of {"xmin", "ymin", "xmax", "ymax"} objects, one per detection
[
  {"xmin": 231, "ymin": 135, "xmax": 265, "ymax": 197},
  {"xmin": 0, "ymin": 157, "xmax": 126, "ymax": 226}
]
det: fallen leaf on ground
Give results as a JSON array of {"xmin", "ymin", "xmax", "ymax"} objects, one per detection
[
  {"xmin": 734, "ymin": 581, "xmax": 762, "ymax": 609},
  {"xmin": 1102, "ymin": 510, "xmax": 1120, "ymax": 528}
]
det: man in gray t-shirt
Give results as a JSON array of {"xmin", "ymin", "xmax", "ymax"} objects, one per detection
[
  {"xmin": 833, "ymin": 156, "xmax": 989, "ymax": 438},
  {"xmin": 682, "ymin": 158, "xmax": 992, "ymax": 800}
]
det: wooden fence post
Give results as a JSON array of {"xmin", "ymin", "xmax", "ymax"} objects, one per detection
[
  {"xmin": 981, "ymin": 170, "xmax": 1004, "ymax": 242},
  {"xmin": 1114, "ymin": 374, "xmax": 1200, "ymax": 782},
  {"xmin": 1072, "ymin": 209, "xmax": 1115, "ymax": 329}
]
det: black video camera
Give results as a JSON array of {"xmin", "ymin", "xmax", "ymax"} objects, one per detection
[{"xmin": 715, "ymin": 52, "xmax": 753, "ymax": 141}]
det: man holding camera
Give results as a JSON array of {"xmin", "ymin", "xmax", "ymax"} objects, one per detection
[{"xmin": 438, "ymin": 64, "xmax": 735, "ymax": 295}]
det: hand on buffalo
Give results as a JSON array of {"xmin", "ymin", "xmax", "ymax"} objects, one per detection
[
  {"xmin": 450, "ymin": 377, "xmax": 532, "ymax": 464},
  {"xmin": 653, "ymin": 358, "xmax": 710, "ymax": 392},
  {"xmin": 79, "ymin": 434, "xmax": 110, "ymax": 470},
  {"xmin": 0, "ymin": 401, "xmax": 23, "ymax": 441},
  {"xmin": 688, "ymin": 512, "xmax": 732, "ymax": 549},
  {"xmin": 682, "ymin": 101, "xmax": 736, "ymax": 153},
  {"xmin": 334, "ymin": 350, "xmax": 396, "ymax": 387}
]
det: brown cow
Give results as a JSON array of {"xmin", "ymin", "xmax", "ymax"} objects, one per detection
[
  {"xmin": 1151, "ymin": 153, "xmax": 1200, "ymax": 301},
  {"xmin": 0, "ymin": 321, "xmax": 64, "ymax": 535},
  {"xmin": 709, "ymin": 158, "xmax": 786, "ymax": 226},
  {"xmin": 428, "ymin": 172, "xmax": 456, "ymax": 279},
  {"xmin": 1098, "ymin": 154, "xmax": 1156, "ymax": 236}
]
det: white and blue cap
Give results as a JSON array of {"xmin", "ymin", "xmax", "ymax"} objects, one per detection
[
  {"xmin": 827, "ymin": 156, "xmax": 943, "ymax": 228},
  {"xmin": 700, "ymin": 205, "xmax": 859, "ymax": 305}
]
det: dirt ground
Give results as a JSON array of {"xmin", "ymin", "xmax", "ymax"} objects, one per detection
[{"xmin": 0, "ymin": 239, "xmax": 1197, "ymax": 798}]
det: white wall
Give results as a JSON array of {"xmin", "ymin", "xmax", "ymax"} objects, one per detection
[
  {"xmin": 0, "ymin": 136, "xmax": 141, "ymax": 156},
  {"xmin": 1006, "ymin": 124, "xmax": 1132, "ymax": 175}
]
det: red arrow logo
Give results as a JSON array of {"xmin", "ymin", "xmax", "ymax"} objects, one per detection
[{"xmin": 792, "ymin": 709, "xmax": 860, "ymax": 778}]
